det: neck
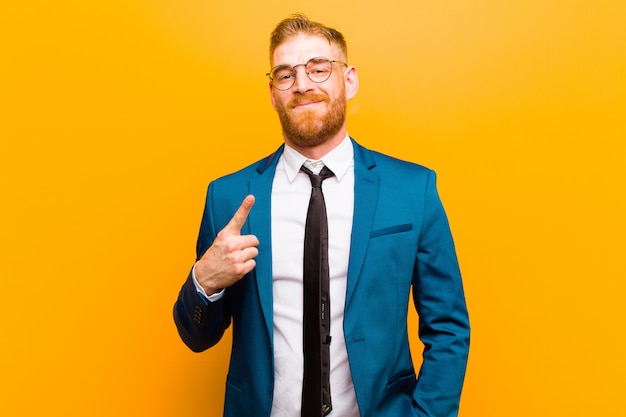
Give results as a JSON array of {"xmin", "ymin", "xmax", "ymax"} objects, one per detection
[{"xmin": 284, "ymin": 128, "xmax": 347, "ymax": 160}]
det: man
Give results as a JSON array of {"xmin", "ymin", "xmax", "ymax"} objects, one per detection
[{"xmin": 174, "ymin": 14, "xmax": 470, "ymax": 417}]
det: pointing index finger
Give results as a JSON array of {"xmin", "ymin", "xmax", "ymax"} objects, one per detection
[{"xmin": 224, "ymin": 195, "xmax": 255, "ymax": 235}]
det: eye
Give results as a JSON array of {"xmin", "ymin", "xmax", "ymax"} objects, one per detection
[
  {"xmin": 306, "ymin": 59, "xmax": 332, "ymax": 76},
  {"xmin": 272, "ymin": 66, "xmax": 295, "ymax": 82},
  {"xmin": 276, "ymin": 72, "xmax": 294, "ymax": 81},
  {"xmin": 310, "ymin": 67, "xmax": 329, "ymax": 75}
]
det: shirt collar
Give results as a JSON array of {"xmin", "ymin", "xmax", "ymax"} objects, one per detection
[{"xmin": 283, "ymin": 134, "xmax": 354, "ymax": 182}]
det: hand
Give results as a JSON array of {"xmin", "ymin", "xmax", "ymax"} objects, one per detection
[{"xmin": 194, "ymin": 195, "xmax": 259, "ymax": 295}]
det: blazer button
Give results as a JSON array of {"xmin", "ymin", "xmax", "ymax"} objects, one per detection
[{"xmin": 193, "ymin": 306, "xmax": 202, "ymax": 324}]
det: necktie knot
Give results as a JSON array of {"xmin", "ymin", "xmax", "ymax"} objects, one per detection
[{"xmin": 301, "ymin": 165, "xmax": 335, "ymax": 188}]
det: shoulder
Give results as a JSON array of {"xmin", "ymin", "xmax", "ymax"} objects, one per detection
[
  {"xmin": 351, "ymin": 138, "xmax": 434, "ymax": 179},
  {"xmin": 210, "ymin": 145, "xmax": 284, "ymax": 188}
]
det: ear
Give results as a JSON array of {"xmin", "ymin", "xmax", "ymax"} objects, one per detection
[
  {"xmin": 344, "ymin": 66, "xmax": 359, "ymax": 100},
  {"xmin": 269, "ymin": 82, "xmax": 277, "ymax": 110}
]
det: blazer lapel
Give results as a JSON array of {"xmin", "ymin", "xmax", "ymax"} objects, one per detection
[
  {"xmin": 345, "ymin": 140, "xmax": 379, "ymax": 306},
  {"xmin": 244, "ymin": 141, "xmax": 377, "ymax": 334},
  {"xmin": 248, "ymin": 146, "xmax": 284, "ymax": 342}
]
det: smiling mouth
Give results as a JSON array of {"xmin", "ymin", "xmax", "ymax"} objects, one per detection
[
  {"xmin": 290, "ymin": 94, "xmax": 328, "ymax": 109},
  {"xmin": 293, "ymin": 100, "xmax": 323, "ymax": 108}
]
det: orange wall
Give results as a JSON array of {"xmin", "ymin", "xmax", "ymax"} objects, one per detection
[{"xmin": 2, "ymin": 1, "xmax": 625, "ymax": 416}]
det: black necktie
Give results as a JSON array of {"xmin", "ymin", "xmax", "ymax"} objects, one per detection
[{"xmin": 301, "ymin": 165, "xmax": 334, "ymax": 417}]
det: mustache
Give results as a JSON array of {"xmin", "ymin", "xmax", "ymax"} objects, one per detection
[{"xmin": 289, "ymin": 93, "xmax": 329, "ymax": 108}]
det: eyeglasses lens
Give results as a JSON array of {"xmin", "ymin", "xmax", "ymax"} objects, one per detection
[{"xmin": 270, "ymin": 58, "xmax": 333, "ymax": 90}]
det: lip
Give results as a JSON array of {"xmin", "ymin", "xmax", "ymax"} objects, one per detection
[{"xmin": 292, "ymin": 99, "xmax": 324, "ymax": 108}]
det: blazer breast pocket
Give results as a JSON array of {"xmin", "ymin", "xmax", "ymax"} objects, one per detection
[{"xmin": 370, "ymin": 224, "xmax": 413, "ymax": 239}]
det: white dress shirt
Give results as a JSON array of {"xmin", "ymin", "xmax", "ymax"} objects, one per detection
[{"xmin": 270, "ymin": 136, "xmax": 358, "ymax": 417}]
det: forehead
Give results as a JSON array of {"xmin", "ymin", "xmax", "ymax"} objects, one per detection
[{"xmin": 271, "ymin": 34, "xmax": 339, "ymax": 67}]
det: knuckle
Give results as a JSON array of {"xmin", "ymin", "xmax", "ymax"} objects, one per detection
[
  {"xmin": 223, "ymin": 241, "xmax": 236, "ymax": 252},
  {"xmin": 225, "ymin": 251, "xmax": 239, "ymax": 264},
  {"xmin": 233, "ymin": 264, "xmax": 247, "ymax": 276}
]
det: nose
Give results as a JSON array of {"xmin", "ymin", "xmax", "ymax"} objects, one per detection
[{"xmin": 292, "ymin": 64, "xmax": 314, "ymax": 93}]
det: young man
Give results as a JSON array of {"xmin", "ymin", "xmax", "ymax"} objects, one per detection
[{"xmin": 174, "ymin": 14, "xmax": 470, "ymax": 417}]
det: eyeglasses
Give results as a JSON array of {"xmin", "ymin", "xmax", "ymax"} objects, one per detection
[{"xmin": 266, "ymin": 57, "xmax": 348, "ymax": 91}]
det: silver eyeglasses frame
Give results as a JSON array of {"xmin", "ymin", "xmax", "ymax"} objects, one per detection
[{"xmin": 266, "ymin": 57, "xmax": 348, "ymax": 91}]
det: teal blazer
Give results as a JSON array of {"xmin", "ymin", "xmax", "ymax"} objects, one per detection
[{"xmin": 174, "ymin": 139, "xmax": 470, "ymax": 417}]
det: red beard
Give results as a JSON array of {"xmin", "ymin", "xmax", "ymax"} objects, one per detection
[{"xmin": 275, "ymin": 91, "xmax": 346, "ymax": 148}]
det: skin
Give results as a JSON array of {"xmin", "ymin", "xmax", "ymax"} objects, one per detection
[
  {"xmin": 194, "ymin": 34, "xmax": 359, "ymax": 295},
  {"xmin": 270, "ymin": 34, "xmax": 359, "ymax": 160},
  {"xmin": 193, "ymin": 194, "xmax": 259, "ymax": 295}
]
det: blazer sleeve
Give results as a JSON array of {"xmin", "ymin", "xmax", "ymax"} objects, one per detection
[
  {"xmin": 173, "ymin": 181, "xmax": 232, "ymax": 352},
  {"xmin": 412, "ymin": 170, "xmax": 470, "ymax": 417}
]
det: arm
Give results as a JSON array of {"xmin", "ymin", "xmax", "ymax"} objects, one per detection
[
  {"xmin": 173, "ymin": 191, "xmax": 259, "ymax": 352},
  {"xmin": 173, "ymin": 270, "xmax": 231, "ymax": 352},
  {"xmin": 412, "ymin": 171, "xmax": 470, "ymax": 417}
]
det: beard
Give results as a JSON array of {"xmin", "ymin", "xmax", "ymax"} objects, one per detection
[{"xmin": 275, "ymin": 89, "xmax": 347, "ymax": 148}]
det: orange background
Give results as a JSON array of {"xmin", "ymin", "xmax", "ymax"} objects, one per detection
[{"xmin": 2, "ymin": 1, "xmax": 625, "ymax": 416}]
